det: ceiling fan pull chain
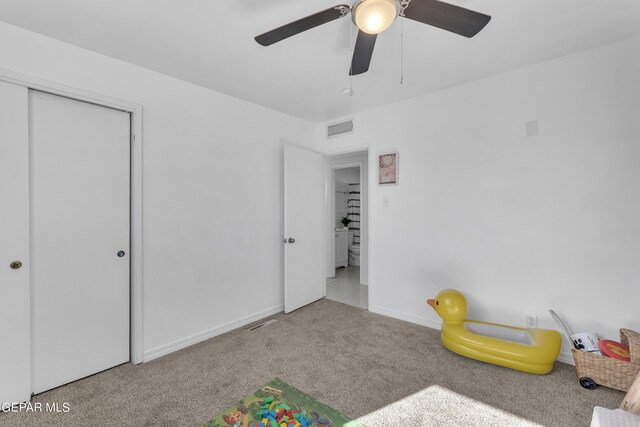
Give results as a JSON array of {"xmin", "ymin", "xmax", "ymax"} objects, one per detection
[{"xmin": 400, "ymin": 17, "xmax": 404, "ymax": 85}]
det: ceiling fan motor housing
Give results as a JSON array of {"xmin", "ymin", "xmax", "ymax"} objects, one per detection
[{"xmin": 352, "ymin": 0, "xmax": 400, "ymax": 35}]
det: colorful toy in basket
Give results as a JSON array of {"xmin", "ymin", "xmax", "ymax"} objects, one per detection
[{"xmin": 427, "ymin": 289, "xmax": 561, "ymax": 374}]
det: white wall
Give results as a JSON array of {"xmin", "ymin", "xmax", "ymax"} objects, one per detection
[
  {"xmin": 3, "ymin": 18, "xmax": 638, "ymax": 365},
  {"xmin": 323, "ymin": 37, "xmax": 640, "ymax": 362},
  {"xmin": 0, "ymin": 22, "xmax": 319, "ymax": 360},
  {"xmin": 326, "ymin": 152, "xmax": 369, "ymax": 285}
]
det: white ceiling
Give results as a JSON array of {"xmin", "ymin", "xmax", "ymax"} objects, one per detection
[{"xmin": 0, "ymin": 0, "xmax": 639, "ymax": 122}]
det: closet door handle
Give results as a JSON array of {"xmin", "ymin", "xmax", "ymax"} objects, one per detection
[
  {"xmin": 288, "ymin": 237, "xmax": 295, "ymax": 244},
  {"xmin": 10, "ymin": 261, "xmax": 22, "ymax": 270}
]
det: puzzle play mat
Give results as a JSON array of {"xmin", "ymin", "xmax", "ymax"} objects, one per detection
[{"xmin": 202, "ymin": 378, "xmax": 365, "ymax": 427}]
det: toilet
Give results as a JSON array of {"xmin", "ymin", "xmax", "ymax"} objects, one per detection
[{"xmin": 348, "ymin": 231, "xmax": 360, "ymax": 266}]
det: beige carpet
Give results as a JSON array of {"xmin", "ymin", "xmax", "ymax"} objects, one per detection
[
  {"xmin": 356, "ymin": 385, "xmax": 542, "ymax": 426},
  {"xmin": 0, "ymin": 299, "xmax": 624, "ymax": 426}
]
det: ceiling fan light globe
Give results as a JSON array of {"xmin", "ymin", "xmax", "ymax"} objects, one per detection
[{"xmin": 353, "ymin": 0, "xmax": 399, "ymax": 35}]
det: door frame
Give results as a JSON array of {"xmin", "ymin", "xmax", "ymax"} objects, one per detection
[
  {"xmin": 327, "ymin": 161, "xmax": 363, "ymax": 278},
  {"xmin": 324, "ymin": 146, "xmax": 370, "ymax": 308},
  {"xmin": 0, "ymin": 68, "xmax": 144, "ymax": 365}
]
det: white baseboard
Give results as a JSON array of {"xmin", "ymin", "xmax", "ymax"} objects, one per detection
[
  {"xmin": 369, "ymin": 304, "xmax": 576, "ymax": 366},
  {"xmin": 370, "ymin": 304, "xmax": 442, "ymax": 330},
  {"xmin": 556, "ymin": 350, "xmax": 575, "ymax": 365},
  {"xmin": 142, "ymin": 304, "xmax": 284, "ymax": 362}
]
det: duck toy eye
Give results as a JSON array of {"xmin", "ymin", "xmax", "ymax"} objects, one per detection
[{"xmin": 436, "ymin": 300, "xmax": 439, "ymax": 305}]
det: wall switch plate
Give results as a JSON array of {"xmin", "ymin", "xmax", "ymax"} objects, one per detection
[
  {"xmin": 526, "ymin": 120, "xmax": 539, "ymax": 137},
  {"xmin": 526, "ymin": 314, "xmax": 537, "ymax": 328},
  {"xmin": 383, "ymin": 195, "xmax": 390, "ymax": 207}
]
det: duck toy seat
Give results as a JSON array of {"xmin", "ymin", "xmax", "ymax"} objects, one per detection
[{"xmin": 427, "ymin": 289, "xmax": 561, "ymax": 375}]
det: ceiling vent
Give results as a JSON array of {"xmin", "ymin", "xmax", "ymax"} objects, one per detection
[{"xmin": 327, "ymin": 119, "xmax": 354, "ymax": 139}]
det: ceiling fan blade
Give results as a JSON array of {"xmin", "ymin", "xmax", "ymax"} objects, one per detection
[
  {"xmin": 402, "ymin": 0, "xmax": 491, "ymax": 38},
  {"xmin": 349, "ymin": 31, "xmax": 377, "ymax": 76},
  {"xmin": 255, "ymin": 5, "xmax": 351, "ymax": 46}
]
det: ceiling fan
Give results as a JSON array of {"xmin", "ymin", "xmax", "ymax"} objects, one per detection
[{"xmin": 255, "ymin": 0, "xmax": 491, "ymax": 76}]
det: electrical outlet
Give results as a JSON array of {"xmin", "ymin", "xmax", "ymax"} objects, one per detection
[{"xmin": 526, "ymin": 314, "xmax": 537, "ymax": 328}]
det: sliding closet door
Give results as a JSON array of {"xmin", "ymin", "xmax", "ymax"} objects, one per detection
[
  {"xmin": 30, "ymin": 91, "xmax": 130, "ymax": 394},
  {"xmin": 0, "ymin": 81, "xmax": 30, "ymax": 403}
]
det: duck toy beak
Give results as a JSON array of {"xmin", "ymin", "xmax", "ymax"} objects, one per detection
[{"xmin": 427, "ymin": 299, "xmax": 436, "ymax": 309}]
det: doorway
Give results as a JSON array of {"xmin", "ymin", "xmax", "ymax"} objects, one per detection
[{"xmin": 325, "ymin": 151, "xmax": 369, "ymax": 309}]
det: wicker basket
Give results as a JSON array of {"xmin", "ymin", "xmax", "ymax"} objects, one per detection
[{"xmin": 573, "ymin": 328, "xmax": 640, "ymax": 392}]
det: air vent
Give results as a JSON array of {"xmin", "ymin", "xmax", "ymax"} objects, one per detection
[
  {"xmin": 327, "ymin": 119, "xmax": 354, "ymax": 139},
  {"xmin": 247, "ymin": 319, "xmax": 277, "ymax": 331}
]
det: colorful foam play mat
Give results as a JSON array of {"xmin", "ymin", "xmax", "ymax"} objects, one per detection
[{"xmin": 202, "ymin": 378, "xmax": 364, "ymax": 427}]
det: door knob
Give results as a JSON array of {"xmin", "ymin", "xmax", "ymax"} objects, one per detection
[
  {"xmin": 10, "ymin": 261, "xmax": 22, "ymax": 270},
  {"xmin": 288, "ymin": 237, "xmax": 295, "ymax": 244},
  {"xmin": 117, "ymin": 251, "xmax": 125, "ymax": 257}
]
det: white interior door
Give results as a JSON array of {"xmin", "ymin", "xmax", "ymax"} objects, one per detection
[
  {"xmin": 30, "ymin": 91, "xmax": 130, "ymax": 394},
  {"xmin": 0, "ymin": 81, "xmax": 31, "ymax": 404},
  {"xmin": 284, "ymin": 145, "xmax": 325, "ymax": 313}
]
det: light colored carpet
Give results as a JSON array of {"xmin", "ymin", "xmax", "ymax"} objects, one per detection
[
  {"xmin": 0, "ymin": 299, "xmax": 624, "ymax": 426},
  {"xmin": 357, "ymin": 385, "xmax": 542, "ymax": 427}
]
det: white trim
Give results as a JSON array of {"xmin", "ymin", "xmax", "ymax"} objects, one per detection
[
  {"xmin": 324, "ymin": 149, "xmax": 370, "ymax": 310},
  {"xmin": 0, "ymin": 68, "xmax": 145, "ymax": 365},
  {"xmin": 328, "ymin": 161, "xmax": 363, "ymax": 279},
  {"xmin": 323, "ymin": 162, "xmax": 329, "ymax": 296},
  {"xmin": 142, "ymin": 305, "xmax": 284, "ymax": 362},
  {"xmin": 557, "ymin": 350, "xmax": 575, "ymax": 365},
  {"xmin": 324, "ymin": 163, "xmax": 335, "ymax": 281},
  {"xmin": 370, "ymin": 304, "xmax": 443, "ymax": 330},
  {"xmin": 359, "ymin": 161, "xmax": 366, "ymax": 286},
  {"xmin": 130, "ymin": 107, "xmax": 144, "ymax": 365},
  {"xmin": 324, "ymin": 144, "xmax": 370, "ymax": 157},
  {"xmin": 0, "ymin": 68, "xmax": 140, "ymax": 111}
]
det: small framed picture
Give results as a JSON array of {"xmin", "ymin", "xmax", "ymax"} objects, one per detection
[{"xmin": 378, "ymin": 151, "xmax": 398, "ymax": 185}]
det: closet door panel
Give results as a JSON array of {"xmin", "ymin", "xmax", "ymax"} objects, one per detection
[
  {"xmin": 29, "ymin": 91, "xmax": 130, "ymax": 394},
  {"xmin": 0, "ymin": 80, "xmax": 30, "ymax": 404}
]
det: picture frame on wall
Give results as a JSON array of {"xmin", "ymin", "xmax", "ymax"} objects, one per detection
[{"xmin": 378, "ymin": 151, "xmax": 398, "ymax": 185}]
